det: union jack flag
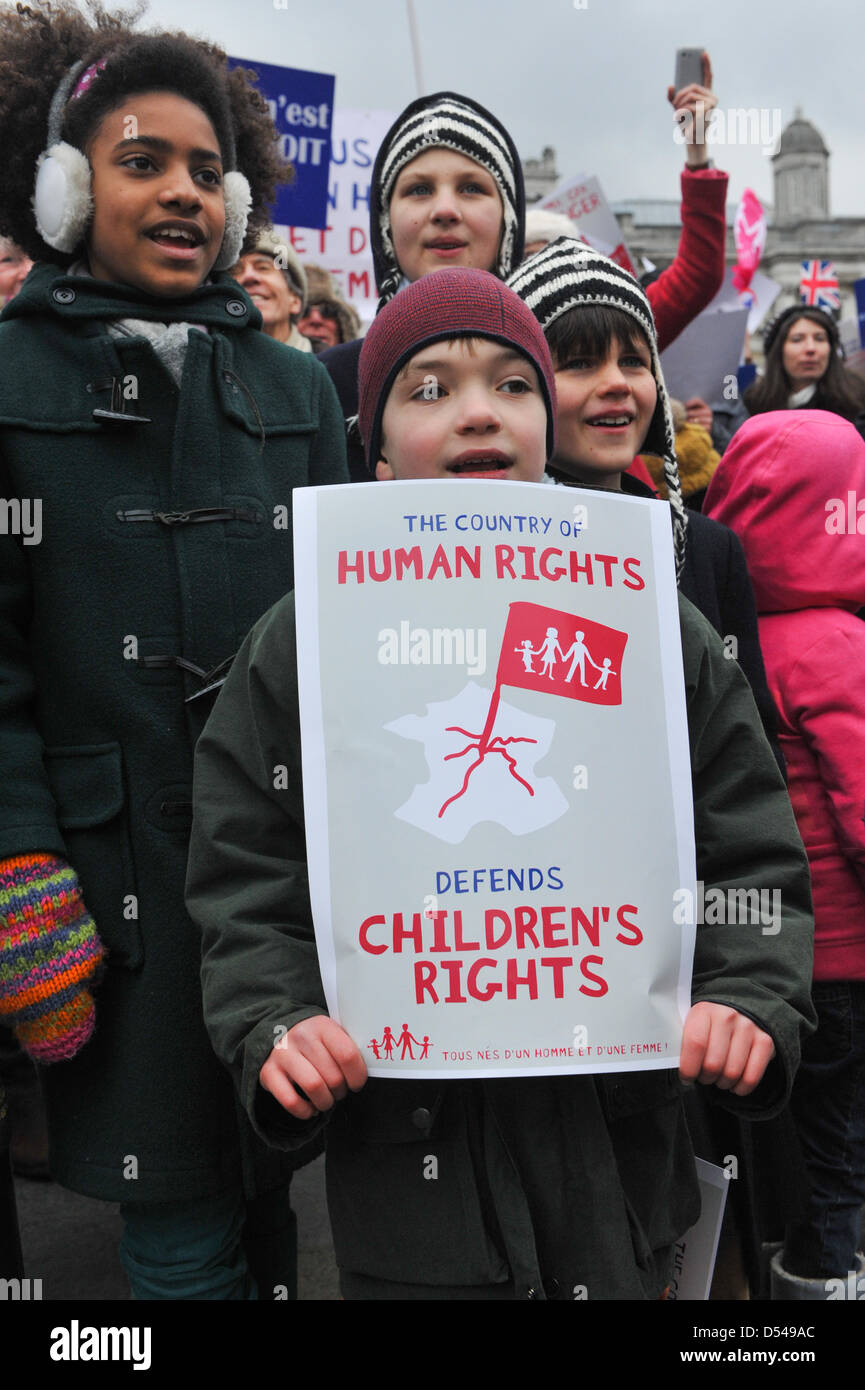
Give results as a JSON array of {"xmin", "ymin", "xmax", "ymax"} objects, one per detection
[{"xmin": 799, "ymin": 260, "xmax": 841, "ymax": 312}]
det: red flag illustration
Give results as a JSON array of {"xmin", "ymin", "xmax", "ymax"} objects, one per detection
[
  {"xmin": 439, "ymin": 602, "xmax": 628, "ymax": 817},
  {"xmin": 496, "ymin": 601, "xmax": 627, "ymax": 707}
]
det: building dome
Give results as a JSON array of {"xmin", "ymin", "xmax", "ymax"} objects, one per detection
[
  {"xmin": 772, "ymin": 108, "xmax": 830, "ymax": 223},
  {"xmin": 775, "ymin": 110, "xmax": 829, "ymax": 158}
]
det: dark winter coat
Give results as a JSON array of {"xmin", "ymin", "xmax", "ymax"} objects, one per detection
[
  {"xmin": 0, "ymin": 264, "xmax": 348, "ymax": 1202},
  {"xmin": 187, "ymin": 588, "xmax": 815, "ymax": 1300},
  {"xmin": 612, "ymin": 476, "xmax": 792, "ymax": 1286}
]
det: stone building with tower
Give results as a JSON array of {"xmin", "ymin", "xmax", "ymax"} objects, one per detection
[
  {"xmin": 761, "ymin": 110, "xmax": 865, "ymax": 326},
  {"xmin": 523, "ymin": 111, "xmax": 865, "ymax": 328}
]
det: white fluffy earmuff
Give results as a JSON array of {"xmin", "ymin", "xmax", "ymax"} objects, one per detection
[
  {"xmin": 34, "ymin": 141, "xmax": 94, "ymax": 253},
  {"xmin": 213, "ymin": 170, "xmax": 252, "ymax": 271},
  {"xmin": 32, "ymin": 59, "xmax": 252, "ymax": 266},
  {"xmin": 32, "ymin": 61, "xmax": 93, "ymax": 253}
]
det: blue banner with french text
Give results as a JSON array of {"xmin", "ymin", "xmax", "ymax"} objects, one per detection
[{"xmin": 228, "ymin": 57, "xmax": 335, "ymax": 230}]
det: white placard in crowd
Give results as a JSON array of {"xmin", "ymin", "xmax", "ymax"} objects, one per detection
[
  {"xmin": 705, "ymin": 266, "xmax": 782, "ymax": 335},
  {"xmin": 839, "ymin": 317, "xmax": 861, "ymax": 358},
  {"xmin": 294, "ymin": 480, "xmax": 696, "ymax": 1080},
  {"xmin": 279, "ymin": 107, "xmax": 396, "ymax": 327},
  {"xmin": 665, "ymin": 1158, "xmax": 729, "ymax": 1301},
  {"xmin": 539, "ymin": 172, "xmax": 637, "ymax": 275},
  {"xmin": 660, "ymin": 307, "xmax": 750, "ymax": 412}
]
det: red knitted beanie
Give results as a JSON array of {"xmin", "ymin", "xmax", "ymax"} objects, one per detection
[{"xmin": 358, "ymin": 267, "xmax": 557, "ymax": 470}]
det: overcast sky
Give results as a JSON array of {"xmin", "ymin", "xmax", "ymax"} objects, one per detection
[{"xmin": 24, "ymin": 0, "xmax": 865, "ymax": 216}]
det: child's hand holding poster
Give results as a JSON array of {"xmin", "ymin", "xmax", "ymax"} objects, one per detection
[{"xmin": 294, "ymin": 479, "xmax": 696, "ymax": 1078}]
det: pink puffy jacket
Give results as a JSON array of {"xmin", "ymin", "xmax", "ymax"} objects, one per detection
[{"xmin": 705, "ymin": 410, "xmax": 865, "ymax": 981}]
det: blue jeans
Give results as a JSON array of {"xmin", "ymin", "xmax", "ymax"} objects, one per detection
[{"xmin": 784, "ymin": 980, "xmax": 865, "ymax": 1278}]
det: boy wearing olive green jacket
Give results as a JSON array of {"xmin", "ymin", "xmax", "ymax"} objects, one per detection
[{"xmin": 187, "ymin": 270, "xmax": 815, "ymax": 1301}]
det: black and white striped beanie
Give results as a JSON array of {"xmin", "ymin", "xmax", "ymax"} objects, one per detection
[
  {"xmin": 372, "ymin": 92, "xmax": 525, "ymax": 313},
  {"xmin": 507, "ymin": 238, "xmax": 687, "ymax": 579}
]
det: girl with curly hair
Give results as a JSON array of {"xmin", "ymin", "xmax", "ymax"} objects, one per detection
[{"xmin": 0, "ymin": 2, "xmax": 347, "ymax": 1298}]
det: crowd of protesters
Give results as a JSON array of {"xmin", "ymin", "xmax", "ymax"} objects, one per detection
[{"xmin": 0, "ymin": 1, "xmax": 862, "ymax": 1306}]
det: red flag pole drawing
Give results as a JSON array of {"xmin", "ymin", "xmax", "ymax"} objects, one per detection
[{"xmin": 439, "ymin": 601, "xmax": 628, "ymax": 817}]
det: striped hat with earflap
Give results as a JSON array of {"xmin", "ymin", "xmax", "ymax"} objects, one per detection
[
  {"xmin": 372, "ymin": 92, "xmax": 525, "ymax": 313},
  {"xmin": 507, "ymin": 238, "xmax": 687, "ymax": 580}
]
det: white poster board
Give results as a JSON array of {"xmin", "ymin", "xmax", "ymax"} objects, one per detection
[
  {"xmin": 279, "ymin": 107, "xmax": 396, "ymax": 326},
  {"xmin": 666, "ymin": 1158, "xmax": 729, "ymax": 1301},
  {"xmin": 660, "ymin": 307, "xmax": 750, "ymax": 412},
  {"xmin": 294, "ymin": 480, "xmax": 696, "ymax": 1079},
  {"xmin": 539, "ymin": 172, "xmax": 636, "ymax": 275},
  {"xmin": 705, "ymin": 266, "xmax": 782, "ymax": 336}
]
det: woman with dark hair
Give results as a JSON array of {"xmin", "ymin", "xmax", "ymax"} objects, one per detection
[{"xmin": 745, "ymin": 305, "xmax": 865, "ymax": 435}]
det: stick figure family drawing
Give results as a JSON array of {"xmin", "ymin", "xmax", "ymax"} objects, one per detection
[
  {"xmin": 515, "ymin": 628, "xmax": 616, "ymax": 691},
  {"xmin": 369, "ymin": 1025, "xmax": 431, "ymax": 1060}
]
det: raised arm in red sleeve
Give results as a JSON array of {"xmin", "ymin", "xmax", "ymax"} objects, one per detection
[{"xmin": 647, "ymin": 168, "xmax": 729, "ymax": 353}]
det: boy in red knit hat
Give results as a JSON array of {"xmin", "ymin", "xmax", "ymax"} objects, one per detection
[{"xmin": 187, "ymin": 268, "xmax": 814, "ymax": 1300}]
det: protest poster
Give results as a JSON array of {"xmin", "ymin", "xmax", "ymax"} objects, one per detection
[
  {"xmin": 228, "ymin": 58, "xmax": 334, "ymax": 230},
  {"xmin": 660, "ymin": 306, "xmax": 749, "ymax": 412},
  {"xmin": 294, "ymin": 480, "xmax": 696, "ymax": 1080},
  {"xmin": 279, "ymin": 108, "xmax": 396, "ymax": 325},
  {"xmin": 846, "ymin": 278, "xmax": 865, "ymax": 379},
  {"xmin": 838, "ymin": 316, "xmax": 861, "ymax": 360},
  {"xmin": 704, "ymin": 265, "xmax": 781, "ymax": 336},
  {"xmin": 665, "ymin": 1159, "xmax": 729, "ymax": 1301},
  {"xmin": 538, "ymin": 172, "xmax": 636, "ymax": 275}
]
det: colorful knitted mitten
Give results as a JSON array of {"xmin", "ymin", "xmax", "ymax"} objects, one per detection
[{"xmin": 0, "ymin": 853, "xmax": 105, "ymax": 1062}]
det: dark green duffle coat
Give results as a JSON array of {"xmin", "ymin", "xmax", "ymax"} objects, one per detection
[
  {"xmin": 187, "ymin": 589, "xmax": 816, "ymax": 1299},
  {"xmin": 0, "ymin": 264, "xmax": 348, "ymax": 1202}
]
